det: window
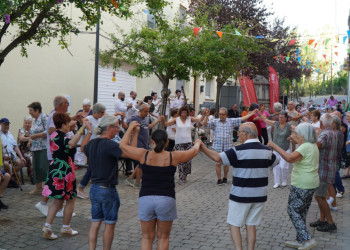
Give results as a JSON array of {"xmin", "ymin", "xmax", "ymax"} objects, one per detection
[
  {"xmin": 176, "ymin": 79, "xmax": 185, "ymax": 92},
  {"xmin": 179, "ymin": 5, "xmax": 186, "ymax": 29},
  {"xmin": 147, "ymin": 9, "xmax": 156, "ymax": 29},
  {"xmin": 205, "ymin": 79, "xmax": 211, "ymax": 98}
]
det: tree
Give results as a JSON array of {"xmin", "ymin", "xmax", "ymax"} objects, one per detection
[
  {"xmin": 0, "ymin": 0, "xmax": 167, "ymax": 67},
  {"xmin": 100, "ymin": 21, "xmax": 197, "ymax": 116}
]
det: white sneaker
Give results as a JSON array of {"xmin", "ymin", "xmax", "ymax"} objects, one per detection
[
  {"xmin": 273, "ymin": 184, "xmax": 280, "ymax": 189},
  {"xmin": 35, "ymin": 202, "xmax": 48, "ymax": 216},
  {"xmin": 336, "ymin": 192, "xmax": 344, "ymax": 198},
  {"xmin": 282, "ymin": 182, "xmax": 287, "ymax": 187},
  {"xmin": 327, "ymin": 197, "xmax": 334, "ymax": 206},
  {"xmin": 330, "ymin": 205, "xmax": 338, "ymax": 211},
  {"xmin": 56, "ymin": 210, "xmax": 76, "ymax": 218},
  {"xmin": 298, "ymin": 238, "xmax": 317, "ymax": 250}
]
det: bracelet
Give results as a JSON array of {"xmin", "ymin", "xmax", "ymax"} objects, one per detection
[
  {"xmin": 78, "ymin": 127, "xmax": 84, "ymax": 134},
  {"xmin": 87, "ymin": 131, "xmax": 93, "ymax": 135}
]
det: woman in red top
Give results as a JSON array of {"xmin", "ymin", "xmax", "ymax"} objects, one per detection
[{"xmin": 247, "ymin": 103, "xmax": 263, "ymax": 143}]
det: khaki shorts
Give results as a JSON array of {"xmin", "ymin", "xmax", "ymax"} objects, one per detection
[
  {"xmin": 314, "ymin": 180, "xmax": 328, "ymax": 197},
  {"xmin": 227, "ymin": 200, "xmax": 264, "ymax": 227}
]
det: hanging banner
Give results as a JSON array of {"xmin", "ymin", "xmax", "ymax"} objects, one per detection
[
  {"xmin": 269, "ymin": 66, "xmax": 280, "ymax": 114},
  {"xmin": 239, "ymin": 76, "xmax": 258, "ymax": 107}
]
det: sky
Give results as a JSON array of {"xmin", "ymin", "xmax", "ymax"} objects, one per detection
[{"xmin": 263, "ymin": 0, "xmax": 350, "ymax": 35}]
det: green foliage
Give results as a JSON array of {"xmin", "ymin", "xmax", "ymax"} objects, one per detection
[{"xmin": 0, "ymin": 0, "xmax": 168, "ymax": 66}]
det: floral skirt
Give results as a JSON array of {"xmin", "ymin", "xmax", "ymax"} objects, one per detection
[
  {"xmin": 42, "ymin": 158, "xmax": 77, "ymax": 200},
  {"xmin": 175, "ymin": 142, "xmax": 193, "ymax": 179}
]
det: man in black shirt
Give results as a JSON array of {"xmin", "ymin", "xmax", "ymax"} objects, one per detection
[{"xmin": 228, "ymin": 104, "xmax": 239, "ymax": 118}]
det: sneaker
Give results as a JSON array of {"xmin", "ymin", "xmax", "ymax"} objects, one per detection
[
  {"xmin": 316, "ymin": 223, "xmax": 337, "ymax": 232},
  {"xmin": 125, "ymin": 177, "xmax": 135, "ymax": 187},
  {"xmin": 60, "ymin": 226, "xmax": 78, "ymax": 236},
  {"xmin": 134, "ymin": 183, "xmax": 141, "ymax": 189},
  {"xmin": 217, "ymin": 179, "xmax": 223, "ymax": 186},
  {"xmin": 298, "ymin": 238, "xmax": 317, "ymax": 250},
  {"xmin": 336, "ymin": 192, "xmax": 344, "ymax": 198},
  {"xmin": 329, "ymin": 205, "xmax": 338, "ymax": 211},
  {"xmin": 77, "ymin": 189, "xmax": 89, "ymax": 199},
  {"xmin": 42, "ymin": 226, "xmax": 58, "ymax": 240},
  {"xmin": 35, "ymin": 202, "xmax": 48, "ymax": 216},
  {"xmin": 56, "ymin": 209, "xmax": 76, "ymax": 218},
  {"xmin": 309, "ymin": 219, "xmax": 327, "ymax": 228},
  {"xmin": 0, "ymin": 200, "xmax": 8, "ymax": 209},
  {"xmin": 273, "ymin": 184, "xmax": 280, "ymax": 189},
  {"xmin": 222, "ymin": 178, "xmax": 227, "ymax": 184},
  {"xmin": 282, "ymin": 181, "xmax": 287, "ymax": 187},
  {"xmin": 285, "ymin": 240, "xmax": 303, "ymax": 248},
  {"xmin": 326, "ymin": 197, "xmax": 334, "ymax": 206}
]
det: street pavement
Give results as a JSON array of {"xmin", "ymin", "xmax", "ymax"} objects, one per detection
[{"xmin": 0, "ymin": 153, "xmax": 350, "ymax": 250}]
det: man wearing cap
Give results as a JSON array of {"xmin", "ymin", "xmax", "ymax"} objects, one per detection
[{"xmin": 0, "ymin": 118, "xmax": 26, "ymax": 174}]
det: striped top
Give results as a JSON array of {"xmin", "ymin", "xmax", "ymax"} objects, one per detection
[{"xmin": 220, "ymin": 139, "xmax": 279, "ymax": 203}]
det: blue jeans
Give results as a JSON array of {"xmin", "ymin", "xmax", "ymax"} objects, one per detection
[
  {"xmin": 90, "ymin": 184, "xmax": 120, "ymax": 224},
  {"xmin": 79, "ymin": 166, "xmax": 91, "ymax": 188},
  {"xmin": 333, "ymin": 170, "xmax": 345, "ymax": 193}
]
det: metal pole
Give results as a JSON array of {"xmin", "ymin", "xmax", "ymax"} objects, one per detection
[
  {"xmin": 331, "ymin": 46, "xmax": 333, "ymax": 95},
  {"xmin": 347, "ymin": 10, "xmax": 350, "ymax": 103},
  {"xmin": 93, "ymin": 7, "xmax": 100, "ymax": 104}
]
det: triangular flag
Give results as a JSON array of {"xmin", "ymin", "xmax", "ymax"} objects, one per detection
[
  {"xmin": 112, "ymin": 0, "xmax": 118, "ymax": 8},
  {"xmin": 325, "ymin": 38, "xmax": 331, "ymax": 46},
  {"xmin": 314, "ymin": 43, "xmax": 317, "ymax": 48},
  {"xmin": 273, "ymin": 56, "xmax": 278, "ymax": 59},
  {"xmin": 255, "ymin": 35, "xmax": 264, "ymax": 39},
  {"xmin": 343, "ymin": 36, "xmax": 347, "ymax": 44},
  {"xmin": 288, "ymin": 39, "xmax": 297, "ymax": 45},
  {"xmin": 305, "ymin": 46, "xmax": 308, "ymax": 53},
  {"xmin": 287, "ymin": 52, "xmax": 290, "ymax": 57},
  {"xmin": 323, "ymin": 54, "xmax": 326, "ymax": 59},
  {"xmin": 297, "ymin": 56, "xmax": 301, "ymax": 62},
  {"xmin": 335, "ymin": 52, "xmax": 338, "ymax": 56},
  {"xmin": 235, "ymin": 29, "xmax": 242, "ymax": 36},
  {"xmin": 271, "ymin": 39, "xmax": 279, "ymax": 42},
  {"xmin": 216, "ymin": 31, "xmax": 223, "ymax": 38},
  {"xmin": 307, "ymin": 61, "xmax": 310, "ymax": 65},
  {"xmin": 322, "ymin": 40, "xmax": 325, "ymax": 45},
  {"xmin": 286, "ymin": 56, "xmax": 290, "ymax": 62},
  {"xmin": 326, "ymin": 62, "xmax": 328, "ymax": 65},
  {"xmin": 296, "ymin": 49, "xmax": 299, "ymax": 56},
  {"xmin": 193, "ymin": 27, "xmax": 200, "ymax": 37},
  {"xmin": 347, "ymin": 30, "xmax": 350, "ymax": 37},
  {"xmin": 308, "ymin": 39, "xmax": 315, "ymax": 45},
  {"xmin": 280, "ymin": 54, "xmax": 284, "ymax": 62}
]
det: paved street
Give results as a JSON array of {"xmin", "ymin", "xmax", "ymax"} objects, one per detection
[{"xmin": 0, "ymin": 153, "xmax": 349, "ymax": 250}]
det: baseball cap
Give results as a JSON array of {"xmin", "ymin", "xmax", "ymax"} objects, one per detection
[{"xmin": 0, "ymin": 118, "xmax": 10, "ymax": 124}]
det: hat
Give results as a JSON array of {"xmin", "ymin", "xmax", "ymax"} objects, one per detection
[{"xmin": 0, "ymin": 118, "xmax": 10, "ymax": 124}]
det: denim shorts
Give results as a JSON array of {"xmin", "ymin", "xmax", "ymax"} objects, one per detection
[
  {"xmin": 90, "ymin": 184, "xmax": 120, "ymax": 224},
  {"xmin": 138, "ymin": 195, "xmax": 177, "ymax": 221}
]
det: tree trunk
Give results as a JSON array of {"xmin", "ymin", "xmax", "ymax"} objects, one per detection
[
  {"xmin": 215, "ymin": 78, "xmax": 225, "ymax": 118},
  {"xmin": 157, "ymin": 78, "xmax": 170, "ymax": 129}
]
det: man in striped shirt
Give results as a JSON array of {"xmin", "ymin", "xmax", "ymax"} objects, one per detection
[{"xmin": 200, "ymin": 122, "xmax": 279, "ymax": 250}]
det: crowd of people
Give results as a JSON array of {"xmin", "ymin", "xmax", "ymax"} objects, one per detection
[{"xmin": 0, "ymin": 92, "xmax": 349, "ymax": 250}]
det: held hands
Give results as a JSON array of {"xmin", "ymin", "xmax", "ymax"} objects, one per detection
[
  {"xmin": 129, "ymin": 121, "xmax": 140, "ymax": 131},
  {"xmin": 83, "ymin": 120, "xmax": 92, "ymax": 133},
  {"xmin": 267, "ymin": 141, "xmax": 275, "ymax": 149}
]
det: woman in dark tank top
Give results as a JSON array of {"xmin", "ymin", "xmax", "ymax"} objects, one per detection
[{"xmin": 120, "ymin": 123, "xmax": 201, "ymax": 250}]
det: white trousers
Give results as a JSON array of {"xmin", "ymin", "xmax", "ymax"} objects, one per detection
[{"xmin": 273, "ymin": 150, "xmax": 290, "ymax": 185}]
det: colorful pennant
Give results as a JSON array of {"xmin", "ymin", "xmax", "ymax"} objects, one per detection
[
  {"xmin": 308, "ymin": 39, "xmax": 315, "ymax": 45},
  {"xmin": 289, "ymin": 39, "xmax": 297, "ymax": 46},
  {"xmin": 193, "ymin": 27, "xmax": 200, "ymax": 37},
  {"xmin": 235, "ymin": 29, "xmax": 242, "ymax": 36},
  {"xmin": 216, "ymin": 31, "xmax": 223, "ymax": 38}
]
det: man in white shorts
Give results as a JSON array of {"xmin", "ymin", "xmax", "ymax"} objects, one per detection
[{"xmin": 200, "ymin": 122, "xmax": 279, "ymax": 250}]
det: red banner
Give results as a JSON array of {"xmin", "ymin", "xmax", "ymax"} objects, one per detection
[
  {"xmin": 269, "ymin": 66, "xmax": 280, "ymax": 113},
  {"xmin": 239, "ymin": 76, "xmax": 258, "ymax": 107}
]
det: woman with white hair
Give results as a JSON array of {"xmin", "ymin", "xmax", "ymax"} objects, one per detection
[
  {"xmin": 268, "ymin": 123, "xmax": 319, "ymax": 250},
  {"xmin": 76, "ymin": 98, "xmax": 92, "ymax": 130},
  {"xmin": 18, "ymin": 116, "xmax": 33, "ymax": 184},
  {"xmin": 261, "ymin": 110, "xmax": 295, "ymax": 188}
]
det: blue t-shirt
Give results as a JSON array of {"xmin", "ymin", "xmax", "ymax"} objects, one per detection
[
  {"xmin": 84, "ymin": 138, "xmax": 122, "ymax": 185},
  {"xmin": 128, "ymin": 115, "xmax": 150, "ymax": 149}
]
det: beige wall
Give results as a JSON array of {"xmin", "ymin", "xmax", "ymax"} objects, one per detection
[{"xmin": 0, "ymin": 0, "xmax": 218, "ymax": 136}]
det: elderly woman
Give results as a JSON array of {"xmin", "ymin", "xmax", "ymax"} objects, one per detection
[
  {"xmin": 76, "ymin": 98, "xmax": 93, "ymax": 130},
  {"xmin": 42, "ymin": 113, "xmax": 90, "ymax": 240},
  {"xmin": 17, "ymin": 117, "xmax": 33, "ymax": 181},
  {"xmin": 120, "ymin": 124, "xmax": 201, "ymax": 250},
  {"xmin": 163, "ymin": 106, "xmax": 208, "ymax": 184},
  {"xmin": 268, "ymin": 123, "xmax": 319, "ymax": 250},
  {"xmin": 262, "ymin": 110, "xmax": 294, "ymax": 188},
  {"xmin": 27, "ymin": 102, "xmax": 50, "ymax": 194}
]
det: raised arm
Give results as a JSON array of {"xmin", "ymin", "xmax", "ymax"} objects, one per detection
[
  {"xmin": 260, "ymin": 115, "xmax": 275, "ymax": 127},
  {"xmin": 69, "ymin": 120, "xmax": 90, "ymax": 149},
  {"xmin": 119, "ymin": 121, "xmax": 146, "ymax": 162},
  {"xmin": 163, "ymin": 117, "xmax": 176, "ymax": 127},
  {"xmin": 191, "ymin": 108, "xmax": 209, "ymax": 123},
  {"xmin": 268, "ymin": 141, "xmax": 302, "ymax": 163},
  {"xmin": 241, "ymin": 109, "xmax": 258, "ymax": 122},
  {"xmin": 199, "ymin": 141, "xmax": 222, "ymax": 163},
  {"xmin": 172, "ymin": 139, "xmax": 201, "ymax": 166}
]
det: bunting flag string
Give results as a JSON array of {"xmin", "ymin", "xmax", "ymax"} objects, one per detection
[
  {"xmin": 215, "ymin": 31, "xmax": 223, "ymax": 38},
  {"xmin": 235, "ymin": 29, "xmax": 242, "ymax": 36},
  {"xmin": 308, "ymin": 39, "xmax": 315, "ymax": 45},
  {"xmin": 193, "ymin": 27, "xmax": 200, "ymax": 37},
  {"xmin": 289, "ymin": 39, "xmax": 297, "ymax": 45}
]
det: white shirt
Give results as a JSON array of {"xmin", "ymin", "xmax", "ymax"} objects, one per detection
[
  {"xmin": 166, "ymin": 117, "xmax": 176, "ymax": 140},
  {"xmin": 125, "ymin": 97, "xmax": 139, "ymax": 121},
  {"xmin": 86, "ymin": 115, "xmax": 100, "ymax": 140},
  {"xmin": 152, "ymin": 99, "xmax": 161, "ymax": 116},
  {"xmin": 311, "ymin": 121, "xmax": 320, "ymax": 128},
  {"xmin": 175, "ymin": 116, "xmax": 192, "ymax": 144},
  {"xmin": 0, "ymin": 131, "xmax": 17, "ymax": 156},
  {"xmin": 114, "ymin": 99, "xmax": 127, "ymax": 114},
  {"xmin": 170, "ymin": 97, "xmax": 184, "ymax": 109}
]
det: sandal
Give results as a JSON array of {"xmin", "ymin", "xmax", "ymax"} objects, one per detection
[
  {"xmin": 177, "ymin": 179, "xmax": 186, "ymax": 185},
  {"xmin": 42, "ymin": 226, "xmax": 58, "ymax": 240},
  {"xmin": 60, "ymin": 226, "xmax": 78, "ymax": 236},
  {"xmin": 341, "ymin": 175, "xmax": 350, "ymax": 179}
]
